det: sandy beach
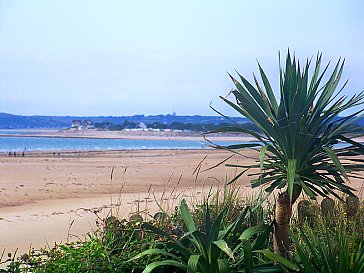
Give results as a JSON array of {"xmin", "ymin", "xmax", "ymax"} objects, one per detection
[
  {"xmin": 0, "ymin": 148, "xmax": 260, "ymax": 254},
  {"xmin": 1, "ymin": 145, "xmax": 363, "ymax": 255}
]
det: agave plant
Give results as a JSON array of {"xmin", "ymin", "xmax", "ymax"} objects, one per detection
[
  {"xmin": 209, "ymin": 51, "xmax": 364, "ymax": 257},
  {"xmin": 129, "ymin": 199, "xmax": 283, "ymax": 273}
]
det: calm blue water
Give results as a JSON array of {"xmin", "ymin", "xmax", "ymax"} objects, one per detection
[
  {"xmin": 0, "ymin": 136, "xmax": 241, "ymax": 152},
  {"xmin": 0, "ymin": 130, "xmax": 43, "ymax": 135},
  {"xmin": 1, "ymin": 135, "xmax": 358, "ymax": 152}
]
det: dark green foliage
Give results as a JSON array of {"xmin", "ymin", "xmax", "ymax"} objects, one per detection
[
  {"xmin": 95, "ymin": 120, "xmax": 139, "ymax": 130},
  {"xmin": 0, "ymin": 218, "xmax": 156, "ymax": 273},
  {"xmin": 94, "ymin": 120, "xmax": 261, "ymax": 132},
  {"xmin": 147, "ymin": 122, "xmax": 169, "ymax": 130}
]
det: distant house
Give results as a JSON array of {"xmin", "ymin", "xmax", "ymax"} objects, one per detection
[
  {"xmin": 82, "ymin": 120, "xmax": 95, "ymax": 129},
  {"xmin": 71, "ymin": 120, "xmax": 82, "ymax": 130},
  {"xmin": 71, "ymin": 120, "xmax": 94, "ymax": 130},
  {"xmin": 138, "ymin": 122, "xmax": 147, "ymax": 130}
]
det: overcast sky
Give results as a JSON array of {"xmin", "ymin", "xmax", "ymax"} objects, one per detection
[{"xmin": 1, "ymin": 0, "xmax": 363, "ymax": 116}]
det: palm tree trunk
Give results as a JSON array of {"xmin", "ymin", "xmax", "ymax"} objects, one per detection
[{"xmin": 273, "ymin": 189, "xmax": 301, "ymax": 258}]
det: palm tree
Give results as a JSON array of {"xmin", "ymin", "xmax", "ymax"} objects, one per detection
[{"xmin": 210, "ymin": 52, "xmax": 364, "ymax": 257}]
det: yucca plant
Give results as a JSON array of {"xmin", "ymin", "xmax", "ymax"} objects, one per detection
[
  {"xmin": 209, "ymin": 51, "xmax": 364, "ymax": 257},
  {"xmin": 129, "ymin": 199, "xmax": 281, "ymax": 273}
]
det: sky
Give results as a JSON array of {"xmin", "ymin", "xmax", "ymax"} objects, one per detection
[{"xmin": 0, "ymin": 0, "xmax": 364, "ymax": 117}]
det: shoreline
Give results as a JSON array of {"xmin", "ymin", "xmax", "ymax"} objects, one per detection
[
  {"xmin": 1, "ymin": 129, "xmax": 363, "ymax": 143},
  {"xmin": 1, "ymin": 148, "xmax": 208, "ymax": 157}
]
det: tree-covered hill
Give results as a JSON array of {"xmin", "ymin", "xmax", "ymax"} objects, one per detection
[
  {"xmin": 0, "ymin": 112, "xmax": 363, "ymax": 131},
  {"xmin": 0, "ymin": 113, "xmax": 248, "ymax": 129}
]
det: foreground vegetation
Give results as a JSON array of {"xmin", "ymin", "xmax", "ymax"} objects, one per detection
[{"xmin": 1, "ymin": 186, "xmax": 363, "ymax": 273}]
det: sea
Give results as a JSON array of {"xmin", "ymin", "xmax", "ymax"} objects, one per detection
[
  {"xmin": 0, "ymin": 131, "xmax": 358, "ymax": 152},
  {"xmin": 0, "ymin": 133, "xmax": 243, "ymax": 152}
]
